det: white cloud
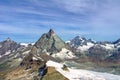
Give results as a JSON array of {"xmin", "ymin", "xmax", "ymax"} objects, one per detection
[{"xmin": 0, "ymin": 5, "xmax": 61, "ymax": 17}]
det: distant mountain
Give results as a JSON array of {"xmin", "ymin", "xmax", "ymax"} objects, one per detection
[
  {"xmin": 0, "ymin": 37, "xmax": 35, "ymax": 59},
  {"xmin": 0, "ymin": 37, "xmax": 21, "ymax": 58},
  {"xmin": 67, "ymin": 35, "xmax": 119, "ymax": 51},
  {"xmin": 0, "ymin": 37, "xmax": 33, "ymax": 72},
  {"xmin": 67, "ymin": 36, "xmax": 95, "ymax": 52},
  {"xmin": 67, "ymin": 36, "xmax": 120, "ymax": 62}
]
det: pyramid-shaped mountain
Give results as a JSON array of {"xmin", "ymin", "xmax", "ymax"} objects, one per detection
[
  {"xmin": 20, "ymin": 29, "xmax": 75, "ymax": 68},
  {"xmin": 34, "ymin": 29, "xmax": 66, "ymax": 54}
]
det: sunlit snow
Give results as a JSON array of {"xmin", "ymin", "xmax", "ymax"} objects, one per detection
[{"xmin": 46, "ymin": 60, "xmax": 120, "ymax": 80}]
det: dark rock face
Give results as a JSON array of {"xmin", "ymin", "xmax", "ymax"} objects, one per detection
[
  {"xmin": 88, "ymin": 45, "xmax": 110, "ymax": 61},
  {"xmin": 38, "ymin": 64, "xmax": 47, "ymax": 79},
  {"xmin": 106, "ymin": 51, "xmax": 120, "ymax": 62},
  {"xmin": 20, "ymin": 53, "xmax": 46, "ymax": 70},
  {"xmin": 34, "ymin": 29, "xmax": 66, "ymax": 54},
  {"xmin": 0, "ymin": 38, "xmax": 21, "ymax": 56},
  {"xmin": 113, "ymin": 39, "xmax": 120, "ymax": 44}
]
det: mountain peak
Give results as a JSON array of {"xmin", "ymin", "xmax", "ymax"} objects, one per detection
[
  {"xmin": 34, "ymin": 29, "xmax": 66, "ymax": 54},
  {"xmin": 5, "ymin": 37, "xmax": 13, "ymax": 42},
  {"xmin": 48, "ymin": 29, "xmax": 55, "ymax": 36},
  {"xmin": 74, "ymin": 36, "xmax": 86, "ymax": 41},
  {"xmin": 113, "ymin": 38, "xmax": 120, "ymax": 44}
]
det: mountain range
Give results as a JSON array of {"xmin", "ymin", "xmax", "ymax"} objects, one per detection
[{"xmin": 0, "ymin": 29, "xmax": 120, "ymax": 80}]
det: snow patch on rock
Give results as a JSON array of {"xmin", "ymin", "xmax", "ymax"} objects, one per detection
[
  {"xmin": 18, "ymin": 58, "xmax": 23, "ymax": 61},
  {"xmin": 32, "ymin": 57, "xmax": 38, "ymax": 60},
  {"xmin": 100, "ymin": 44, "xmax": 114, "ymax": 50},
  {"xmin": 66, "ymin": 41, "xmax": 70, "ymax": 43},
  {"xmin": 22, "ymin": 50, "xmax": 30, "ymax": 55},
  {"xmin": 4, "ymin": 50, "xmax": 11, "ymax": 55},
  {"xmin": 77, "ymin": 42, "xmax": 94, "ymax": 51},
  {"xmin": 52, "ymin": 48, "xmax": 76, "ymax": 59}
]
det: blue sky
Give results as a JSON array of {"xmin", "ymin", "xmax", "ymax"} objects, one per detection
[{"xmin": 0, "ymin": 0, "xmax": 120, "ymax": 43}]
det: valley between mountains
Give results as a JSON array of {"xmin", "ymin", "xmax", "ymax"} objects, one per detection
[{"xmin": 0, "ymin": 29, "xmax": 120, "ymax": 80}]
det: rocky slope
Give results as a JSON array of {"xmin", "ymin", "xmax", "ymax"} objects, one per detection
[{"xmin": 0, "ymin": 38, "xmax": 33, "ymax": 79}]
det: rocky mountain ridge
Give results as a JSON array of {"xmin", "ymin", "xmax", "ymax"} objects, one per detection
[
  {"xmin": 67, "ymin": 36, "xmax": 120, "ymax": 62},
  {"xmin": 0, "ymin": 29, "xmax": 120, "ymax": 80}
]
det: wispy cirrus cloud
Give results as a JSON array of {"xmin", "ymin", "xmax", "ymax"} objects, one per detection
[
  {"xmin": 0, "ymin": 24, "xmax": 48, "ymax": 35},
  {"xmin": 0, "ymin": 0, "xmax": 120, "ymax": 42}
]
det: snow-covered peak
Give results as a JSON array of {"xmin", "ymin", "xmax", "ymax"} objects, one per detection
[
  {"xmin": 69, "ymin": 36, "xmax": 95, "ymax": 47},
  {"xmin": 67, "ymin": 36, "xmax": 120, "ymax": 52},
  {"xmin": 67, "ymin": 36, "xmax": 96, "ymax": 51},
  {"xmin": 74, "ymin": 36, "xmax": 86, "ymax": 41}
]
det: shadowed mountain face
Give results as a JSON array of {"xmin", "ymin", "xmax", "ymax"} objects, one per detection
[
  {"xmin": 88, "ymin": 45, "xmax": 110, "ymax": 61},
  {"xmin": 34, "ymin": 29, "xmax": 66, "ymax": 54}
]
